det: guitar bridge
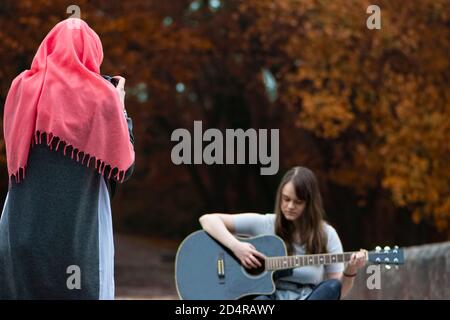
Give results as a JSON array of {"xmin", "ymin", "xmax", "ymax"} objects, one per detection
[{"xmin": 217, "ymin": 253, "xmax": 225, "ymax": 284}]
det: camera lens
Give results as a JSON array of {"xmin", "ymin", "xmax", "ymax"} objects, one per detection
[{"xmin": 102, "ymin": 75, "xmax": 117, "ymax": 87}]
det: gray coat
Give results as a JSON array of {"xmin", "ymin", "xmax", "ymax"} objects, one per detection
[{"xmin": 0, "ymin": 116, "xmax": 135, "ymax": 299}]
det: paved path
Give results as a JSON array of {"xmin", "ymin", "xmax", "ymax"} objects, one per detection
[{"xmin": 114, "ymin": 233, "xmax": 179, "ymax": 300}]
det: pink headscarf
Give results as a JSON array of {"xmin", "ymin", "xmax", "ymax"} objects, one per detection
[{"xmin": 3, "ymin": 18, "xmax": 135, "ymax": 184}]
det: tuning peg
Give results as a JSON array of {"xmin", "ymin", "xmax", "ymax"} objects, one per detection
[
  {"xmin": 384, "ymin": 246, "xmax": 390, "ymax": 251},
  {"xmin": 385, "ymin": 265, "xmax": 391, "ymax": 270},
  {"xmin": 375, "ymin": 257, "xmax": 381, "ymax": 263},
  {"xmin": 393, "ymin": 245, "xmax": 399, "ymax": 253},
  {"xmin": 375, "ymin": 246, "xmax": 381, "ymax": 252},
  {"xmin": 394, "ymin": 258, "xmax": 399, "ymax": 264},
  {"xmin": 394, "ymin": 265, "xmax": 399, "ymax": 270},
  {"xmin": 394, "ymin": 245, "xmax": 399, "ymax": 249}
]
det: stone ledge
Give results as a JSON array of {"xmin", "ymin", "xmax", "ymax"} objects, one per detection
[{"xmin": 345, "ymin": 241, "xmax": 450, "ymax": 299}]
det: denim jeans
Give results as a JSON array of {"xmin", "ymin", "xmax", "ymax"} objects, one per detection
[
  {"xmin": 305, "ymin": 279, "xmax": 341, "ymax": 300},
  {"xmin": 253, "ymin": 279, "xmax": 342, "ymax": 300}
]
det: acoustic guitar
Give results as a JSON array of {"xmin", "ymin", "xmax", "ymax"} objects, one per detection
[{"xmin": 175, "ymin": 230, "xmax": 405, "ymax": 300}]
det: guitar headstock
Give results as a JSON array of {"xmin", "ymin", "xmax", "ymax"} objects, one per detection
[{"xmin": 368, "ymin": 246, "xmax": 405, "ymax": 269}]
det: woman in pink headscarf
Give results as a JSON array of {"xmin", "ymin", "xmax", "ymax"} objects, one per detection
[{"xmin": 0, "ymin": 18, "xmax": 135, "ymax": 299}]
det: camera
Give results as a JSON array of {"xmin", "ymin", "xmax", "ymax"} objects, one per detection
[{"xmin": 102, "ymin": 75, "xmax": 119, "ymax": 87}]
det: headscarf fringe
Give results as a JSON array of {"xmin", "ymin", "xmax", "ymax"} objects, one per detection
[{"xmin": 9, "ymin": 131, "xmax": 128, "ymax": 184}]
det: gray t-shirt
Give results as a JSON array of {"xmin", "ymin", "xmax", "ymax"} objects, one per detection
[{"xmin": 233, "ymin": 213, "xmax": 345, "ymax": 299}]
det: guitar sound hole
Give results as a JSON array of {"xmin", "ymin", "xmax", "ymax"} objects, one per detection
[{"xmin": 244, "ymin": 257, "xmax": 266, "ymax": 276}]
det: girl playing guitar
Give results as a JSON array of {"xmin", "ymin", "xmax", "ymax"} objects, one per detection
[{"xmin": 199, "ymin": 166, "xmax": 366, "ymax": 300}]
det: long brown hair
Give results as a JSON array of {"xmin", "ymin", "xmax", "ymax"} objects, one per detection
[{"xmin": 274, "ymin": 166, "xmax": 327, "ymax": 255}]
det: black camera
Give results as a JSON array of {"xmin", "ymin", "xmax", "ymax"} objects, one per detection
[{"xmin": 102, "ymin": 75, "xmax": 119, "ymax": 87}]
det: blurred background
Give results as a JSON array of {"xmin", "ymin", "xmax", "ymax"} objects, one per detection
[{"xmin": 0, "ymin": 0, "xmax": 449, "ymax": 299}]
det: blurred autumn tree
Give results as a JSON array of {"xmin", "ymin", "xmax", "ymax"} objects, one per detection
[{"xmin": 0, "ymin": 0, "xmax": 448, "ymax": 248}]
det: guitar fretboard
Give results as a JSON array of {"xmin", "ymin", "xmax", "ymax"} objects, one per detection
[{"xmin": 266, "ymin": 252, "xmax": 359, "ymax": 271}]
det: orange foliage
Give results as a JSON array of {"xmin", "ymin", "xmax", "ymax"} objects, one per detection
[{"xmin": 0, "ymin": 0, "xmax": 448, "ymax": 239}]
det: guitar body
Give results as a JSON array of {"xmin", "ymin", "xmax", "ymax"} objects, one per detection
[
  {"xmin": 175, "ymin": 230, "xmax": 288, "ymax": 300},
  {"xmin": 175, "ymin": 231, "xmax": 405, "ymax": 300}
]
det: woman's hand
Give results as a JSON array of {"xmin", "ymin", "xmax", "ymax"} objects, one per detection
[
  {"xmin": 345, "ymin": 249, "xmax": 367, "ymax": 275},
  {"xmin": 112, "ymin": 76, "xmax": 126, "ymax": 109},
  {"xmin": 231, "ymin": 241, "xmax": 266, "ymax": 269}
]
